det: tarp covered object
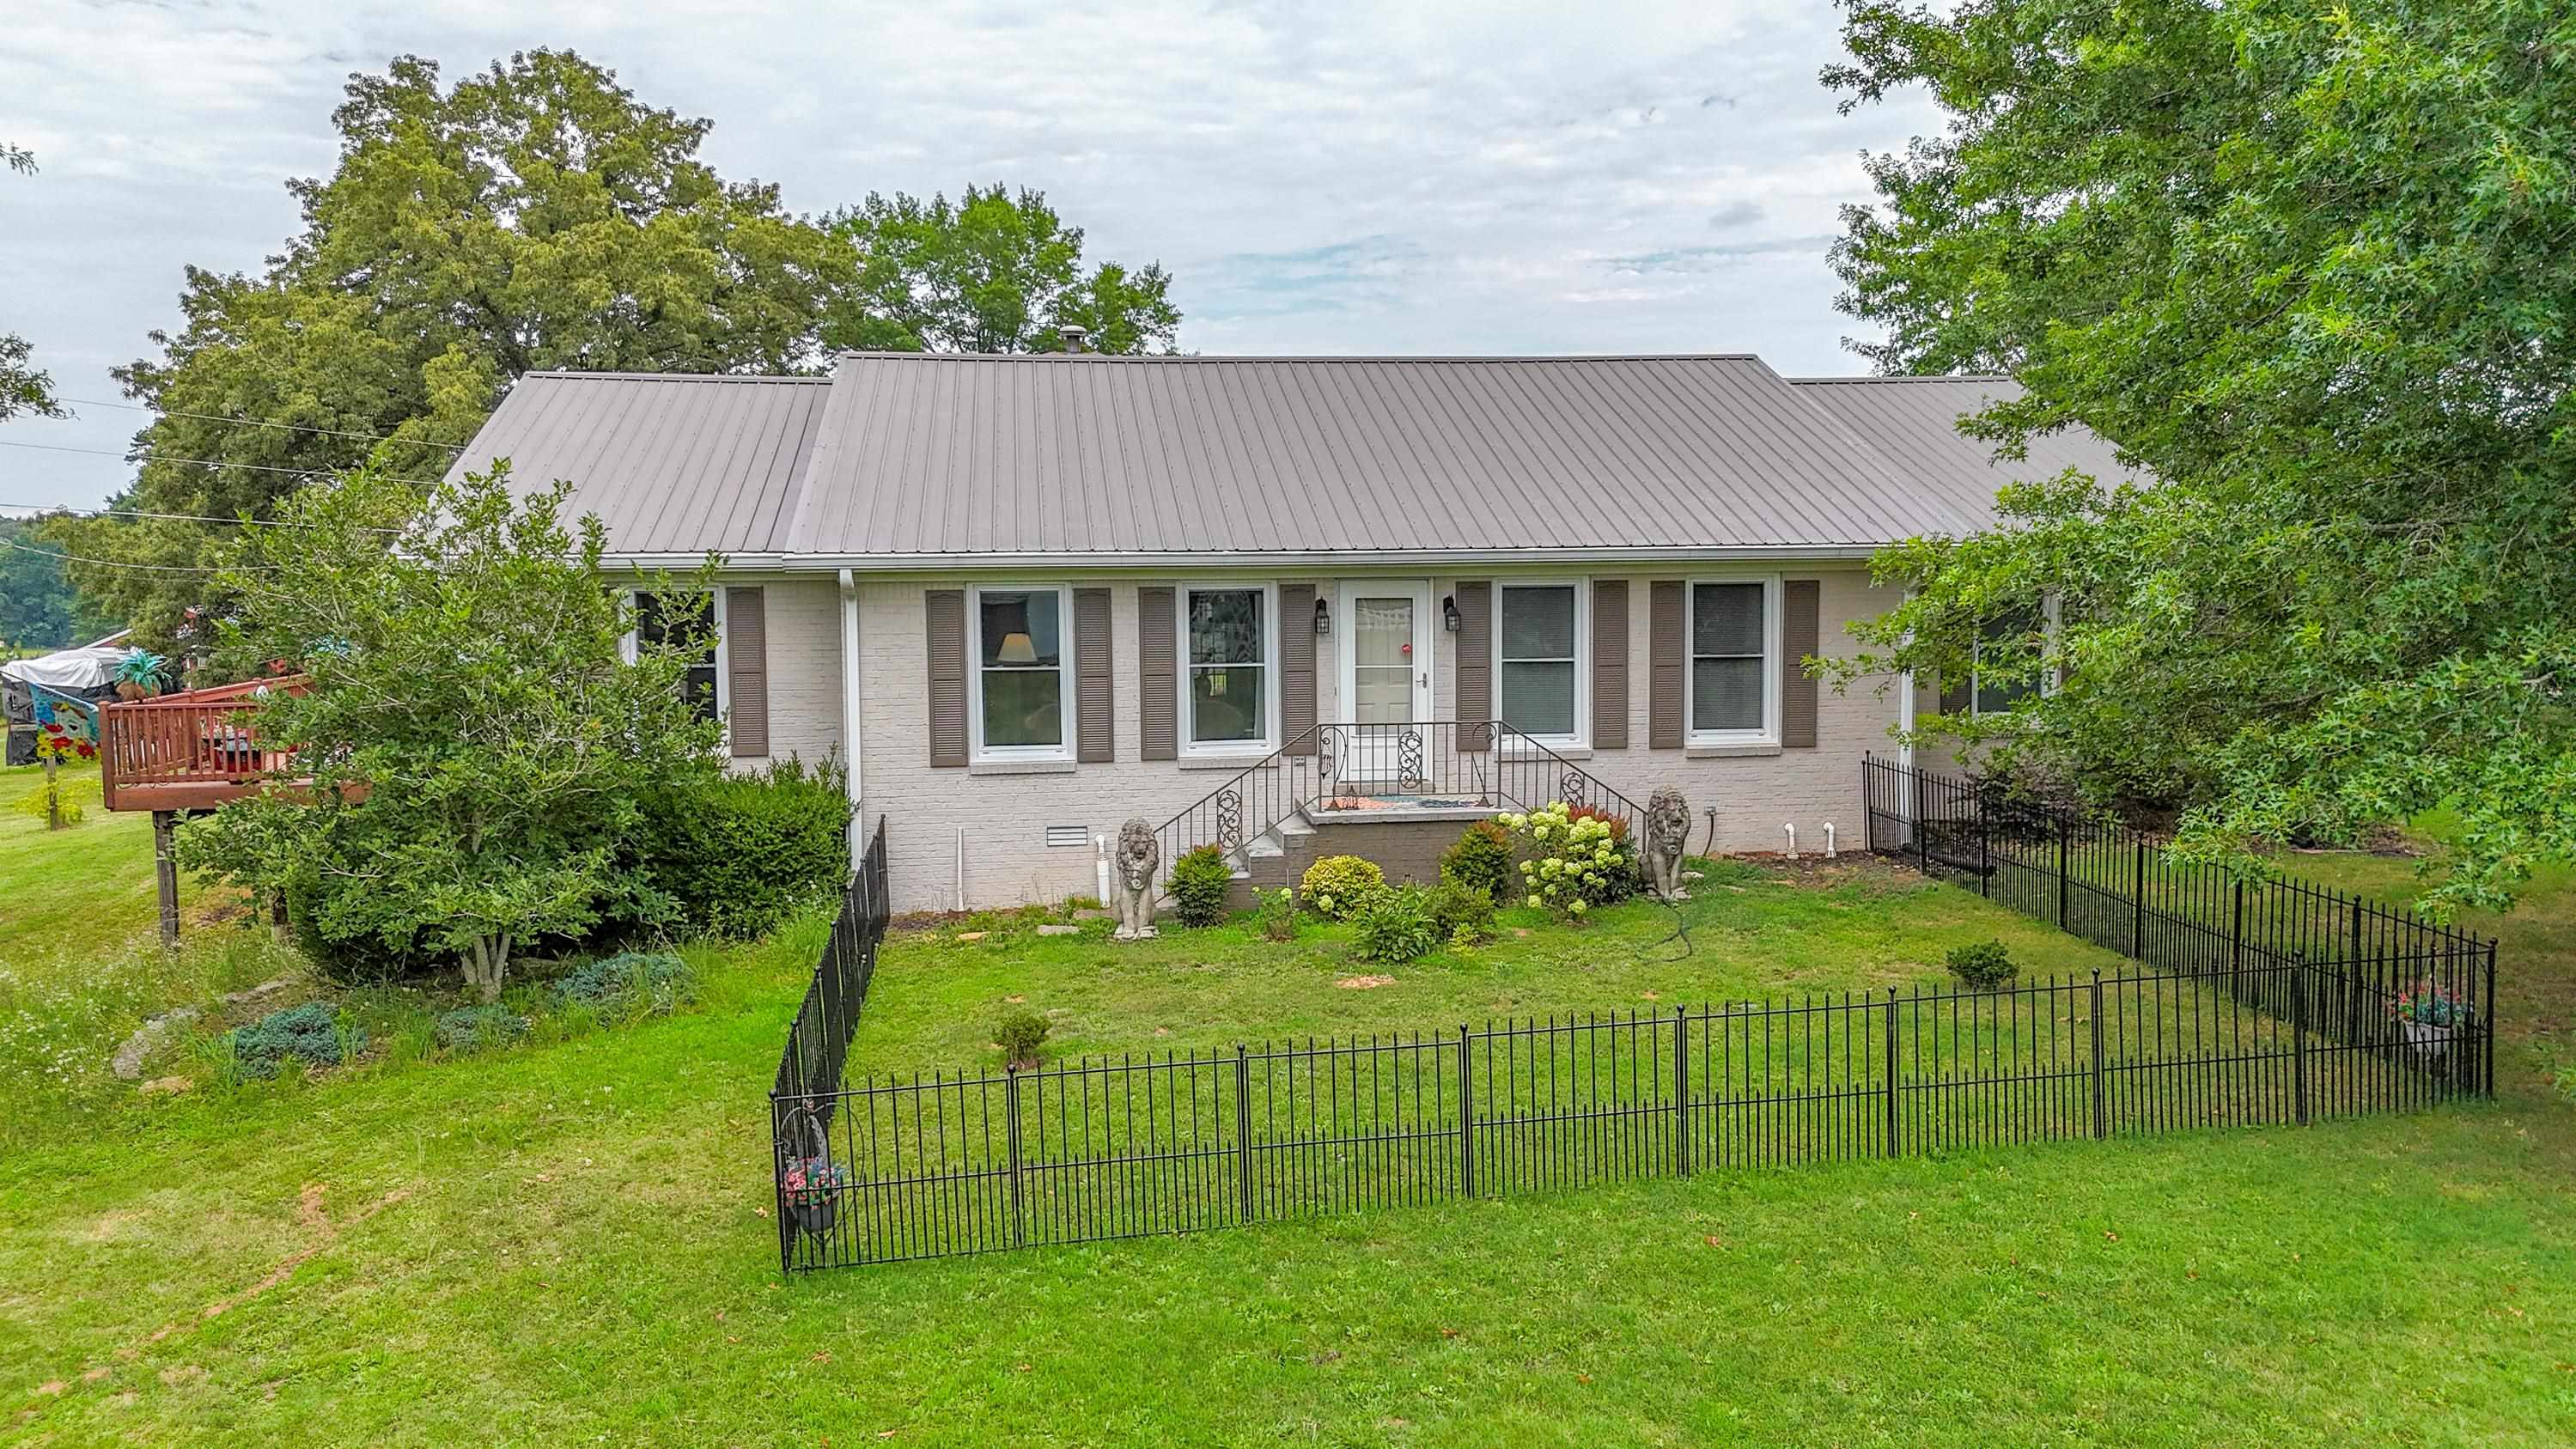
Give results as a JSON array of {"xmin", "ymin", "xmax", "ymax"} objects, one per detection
[{"xmin": 0, "ymin": 643, "xmax": 131, "ymax": 692}]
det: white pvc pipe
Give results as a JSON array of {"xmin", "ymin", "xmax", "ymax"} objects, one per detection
[
  {"xmin": 1782, "ymin": 823, "xmax": 1798, "ymax": 860},
  {"xmin": 954, "ymin": 826, "xmax": 965, "ymax": 912},
  {"xmin": 839, "ymin": 568, "xmax": 865, "ymax": 868},
  {"xmin": 1095, "ymin": 834, "xmax": 1113, "ymax": 906},
  {"xmin": 1824, "ymin": 822, "xmax": 1838, "ymax": 859}
]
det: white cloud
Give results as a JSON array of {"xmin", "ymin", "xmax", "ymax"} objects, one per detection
[{"xmin": 0, "ymin": 0, "xmax": 1938, "ymax": 507}]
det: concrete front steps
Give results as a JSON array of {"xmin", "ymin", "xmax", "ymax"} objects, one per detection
[{"xmin": 1221, "ymin": 801, "xmax": 1499, "ymax": 909}]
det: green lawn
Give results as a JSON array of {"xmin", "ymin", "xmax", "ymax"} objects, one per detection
[
  {"xmin": 3, "ymin": 811, "xmax": 2573, "ymax": 1444},
  {"xmin": 0, "ymin": 761, "xmax": 234, "ymax": 947}
]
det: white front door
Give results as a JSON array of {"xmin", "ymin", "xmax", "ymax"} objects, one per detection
[{"xmin": 1335, "ymin": 580, "xmax": 1433, "ymax": 788}]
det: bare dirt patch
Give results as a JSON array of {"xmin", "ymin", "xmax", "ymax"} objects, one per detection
[{"xmin": 1334, "ymin": 975, "xmax": 1397, "ymax": 990}]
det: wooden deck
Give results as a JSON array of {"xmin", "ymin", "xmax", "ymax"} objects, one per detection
[{"xmin": 100, "ymin": 676, "xmax": 308, "ymax": 812}]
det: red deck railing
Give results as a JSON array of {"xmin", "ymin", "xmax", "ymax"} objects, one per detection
[{"xmin": 100, "ymin": 676, "xmax": 308, "ymax": 812}]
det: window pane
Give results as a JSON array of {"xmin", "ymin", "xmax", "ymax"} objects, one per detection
[
  {"xmin": 1976, "ymin": 607, "xmax": 2042, "ymax": 714},
  {"xmin": 978, "ymin": 590, "xmax": 1061, "ymax": 668},
  {"xmin": 981, "ymin": 667, "xmax": 1063, "ymax": 747},
  {"xmin": 1692, "ymin": 657, "xmax": 1763, "ymax": 732},
  {"xmin": 1188, "ymin": 666, "xmax": 1266, "ymax": 743},
  {"xmin": 1691, "ymin": 582, "xmax": 1763, "ymax": 657},
  {"xmin": 1353, "ymin": 597, "xmax": 1413, "ymax": 667},
  {"xmin": 1500, "ymin": 586, "xmax": 1575, "ymax": 661},
  {"xmin": 1188, "ymin": 589, "xmax": 1263, "ymax": 667},
  {"xmin": 636, "ymin": 592, "xmax": 716, "ymax": 661},
  {"xmin": 681, "ymin": 665, "xmax": 719, "ymax": 725},
  {"xmin": 1501, "ymin": 661, "xmax": 1576, "ymax": 736}
]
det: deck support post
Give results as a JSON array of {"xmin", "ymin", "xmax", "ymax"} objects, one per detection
[{"xmin": 152, "ymin": 810, "xmax": 180, "ymax": 948}]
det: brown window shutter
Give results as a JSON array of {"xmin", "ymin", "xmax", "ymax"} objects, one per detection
[
  {"xmin": 724, "ymin": 587, "xmax": 770, "ymax": 758},
  {"xmin": 1279, "ymin": 583, "xmax": 1316, "ymax": 754},
  {"xmin": 1648, "ymin": 580, "xmax": 1684, "ymax": 748},
  {"xmin": 1138, "ymin": 585, "xmax": 1177, "ymax": 760},
  {"xmin": 1452, "ymin": 581, "xmax": 1491, "ymax": 749},
  {"xmin": 1073, "ymin": 588, "xmax": 1114, "ymax": 763},
  {"xmin": 1781, "ymin": 579, "xmax": 1820, "ymax": 749},
  {"xmin": 1591, "ymin": 579, "xmax": 1628, "ymax": 749},
  {"xmin": 925, "ymin": 589, "xmax": 967, "ymax": 768}
]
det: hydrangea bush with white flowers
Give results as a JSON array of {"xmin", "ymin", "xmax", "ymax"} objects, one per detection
[{"xmin": 1498, "ymin": 801, "xmax": 1629, "ymax": 921}]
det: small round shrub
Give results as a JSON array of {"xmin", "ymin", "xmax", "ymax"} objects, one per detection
[
  {"xmin": 228, "ymin": 1002, "xmax": 363, "ymax": 1079},
  {"xmin": 1353, "ymin": 886, "xmax": 1440, "ymax": 964},
  {"xmin": 550, "ymin": 951, "xmax": 697, "ymax": 1015},
  {"xmin": 1946, "ymin": 940, "xmax": 2017, "ymax": 989},
  {"xmin": 1426, "ymin": 875, "xmax": 1496, "ymax": 943},
  {"xmin": 1168, "ymin": 844, "xmax": 1236, "ymax": 928},
  {"xmin": 1564, "ymin": 804, "xmax": 1641, "ymax": 903},
  {"xmin": 1300, "ymin": 855, "xmax": 1386, "ymax": 919},
  {"xmin": 996, "ymin": 1009, "xmax": 1050, "ymax": 1068},
  {"xmin": 1255, "ymin": 886, "xmax": 1300, "ymax": 941},
  {"xmin": 433, "ymin": 1005, "xmax": 532, "ymax": 1053},
  {"xmin": 1438, "ymin": 819, "xmax": 1513, "ymax": 903}
]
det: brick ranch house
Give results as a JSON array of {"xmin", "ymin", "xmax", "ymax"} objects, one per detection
[{"xmin": 447, "ymin": 352, "xmax": 2130, "ymax": 914}]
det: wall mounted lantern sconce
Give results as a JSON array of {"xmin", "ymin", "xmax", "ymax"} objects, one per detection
[
  {"xmin": 1441, "ymin": 595, "xmax": 1462, "ymax": 633},
  {"xmin": 1313, "ymin": 596, "xmax": 1331, "ymax": 636}
]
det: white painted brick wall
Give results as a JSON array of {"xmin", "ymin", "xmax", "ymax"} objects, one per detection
[{"xmin": 749, "ymin": 569, "xmax": 1913, "ymax": 912}]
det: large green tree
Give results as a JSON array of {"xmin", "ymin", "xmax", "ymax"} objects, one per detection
[
  {"xmin": 55, "ymin": 50, "xmax": 838, "ymax": 648},
  {"xmin": 821, "ymin": 184, "xmax": 1181, "ymax": 355},
  {"xmin": 2, "ymin": 143, "xmax": 65, "ymax": 423},
  {"xmin": 0, "ymin": 515, "xmax": 113, "ymax": 653},
  {"xmin": 1823, "ymin": 0, "xmax": 2576, "ymax": 912},
  {"xmin": 180, "ymin": 463, "xmax": 722, "ymax": 1002}
]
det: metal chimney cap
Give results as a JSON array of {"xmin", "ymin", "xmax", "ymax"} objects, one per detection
[{"xmin": 1058, "ymin": 325, "xmax": 1089, "ymax": 353}]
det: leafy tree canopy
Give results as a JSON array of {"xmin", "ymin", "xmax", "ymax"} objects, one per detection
[
  {"xmin": 53, "ymin": 50, "xmax": 838, "ymax": 649},
  {"xmin": 1824, "ymin": 0, "xmax": 2576, "ymax": 914},
  {"xmin": 0, "ymin": 516, "xmax": 116, "ymax": 653},
  {"xmin": 179, "ymin": 463, "xmax": 722, "ymax": 1002},
  {"xmin": 821, "ymin": 184, "xmax": 1181, "ymax": 355}
]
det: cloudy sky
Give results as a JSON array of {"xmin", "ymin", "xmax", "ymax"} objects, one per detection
[{"xmin": 0, "ymin": 0, "xmax": 1938, "ymax": 512}]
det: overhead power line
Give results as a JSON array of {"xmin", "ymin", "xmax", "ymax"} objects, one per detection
[
  {"xmin": 0, "ymin": 439, "xmax": 448, "ymax": 486},
  {"xmin": 0, "ymin": 500, "xmax": 403, "ymax": 534},
  {"xmin": 49, "ymin": 395, "xmax": 469, "ymax": 451},
  {"xmin": 0, "ymin": 536, "xmax": 276, "ymax": 575}
]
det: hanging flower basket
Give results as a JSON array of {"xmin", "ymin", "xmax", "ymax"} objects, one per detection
[
  {"xmin": 781, "ymin": 1154, "xmax": 850, "ymax": 1237},
  {"xmin": 2388, "ymin": 983, "xmax": 2472, "ymax": 1057}
]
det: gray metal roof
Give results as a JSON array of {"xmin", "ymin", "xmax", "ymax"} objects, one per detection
[
  {"xmin": 1788, "ymin": 375, "xmax": 2141, "ymax": 527},
  {"xmin": 447, "ymin": 371, "xmax": 831, "ymax": 555},
  {"xmin": 453, "ymin": 355, "xmax": 2133, "ymax": 563}
]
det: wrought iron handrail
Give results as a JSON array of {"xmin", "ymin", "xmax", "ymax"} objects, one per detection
[
  {"xmin": 1157, "ymin": 720, "xmax": 1647, "ymax": 872},
  {"xmin": 1153, "ymin": 723, "xmax": 1326, "ymax": 872}
]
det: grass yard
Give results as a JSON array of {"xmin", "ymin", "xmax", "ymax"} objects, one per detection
[{"xmin": 2, "ymin": 805, "xmax": 2573, "ymax": 1444}]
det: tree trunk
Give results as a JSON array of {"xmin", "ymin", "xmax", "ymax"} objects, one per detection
[
  {"xmin": 42, "ymin": 757, "xmax": 60, "ymax": 831},
  {"xmin": 462, "ymin": 933, "xmax": 513, "ymax": 1004}
]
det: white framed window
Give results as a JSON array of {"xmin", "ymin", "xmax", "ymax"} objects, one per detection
[
  {"xmin": 969, "ymin": 584, "xmax": 1074, "ymax": 760},
  {"xmin": 1688, "ymin": 575, "xmax": 1780, "ymax": 744},
  {"xmin": 1181, "ymin": 584, "xmax": 1276, "ymax": 753},
  {"xmin": 1495, "ymin": 580, "xmax": 1586, "ymax": 744},
  {"xmin": 628, "ymin": 589, "xmax": 728, "ymax": 731}
]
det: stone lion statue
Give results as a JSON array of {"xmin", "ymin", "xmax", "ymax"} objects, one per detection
[
  {"xmin": 1111, "ymin": 818, "xmax": 1161, "ymax": 941},
  {"xmin": 1645, "ymin": 786, "xmax": 1692, "ymax": 901}
]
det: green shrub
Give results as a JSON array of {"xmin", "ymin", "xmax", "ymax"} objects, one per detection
[
  {"xmin": 1169, "ymin": 844, "xmax": 1236, "ymax": 928},
  {"xmin": 228, "ymin": 1002, "xmax": 363, "ymax": 1079},
  {"xmin": 549, "ymin": 951, "xmax": 697, "ymax": 1015},
  {"xmin": 996, "ymin": 1010, "xmax": 1050, "ymax": 1067},
  {"xmin": 1438, "ymin": 819, "xmax": 1514, "ymax": 902},
  {"xmin": 433, "ymin": 1005, "xmax": 532, "ymax": 1053},
  {"xmin": 1426, "ymin": 875, "xmax": 1496, "ymax": 943},
  {"xmin": 1254, "ymin": 886, "xmax": 1300, "ymax": 941},
  {"xmin": 283, "ymin": 861, "xmax": 441, "ymax": 986},
  {"xmin": 1353, "ymin": 886, "xmax": 1440, "ymax": 964},
  {"xmin": 1300, "ymin": 855, "xmax": 1385, "ymax": 919},
  {"xmin": 1946, "ymin": 940, "xmax": 2017, "ymax": 989},
  {"xmin": 633, "ymin": 755, "xmax": 853, "ymax": 938},
  {"xmin": 1566, "ymin": 805, "xmax": 1642, "ymax": 903}
]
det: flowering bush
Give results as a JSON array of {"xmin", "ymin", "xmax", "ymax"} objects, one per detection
[
  {"xmin": 781, "ymin": 1154, "xmax": 850, "ymax": 1209},
  {"xmin": 1498, "ymin": 801, "xmax": 1630, "ymax": 920},
  {"xmin": 2390, "ymin": 982, "xmax": 2473, "ymax": 1028}
]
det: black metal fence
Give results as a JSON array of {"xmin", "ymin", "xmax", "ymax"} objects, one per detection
[
  {"xmin": 760, "ymin": 767, "xmax": 2497, "ymax": 1273},
  {"xmin": 768, "ymin": 817, "xmax": 889, "ymax": 1269},
  {"xmin": 1861, "ymin": 753, "xmax": 2495, "ymax": 1092},
  {"xmin": 771, "ymin": 955, "xmax": 2488, "ymax": 1269}
]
